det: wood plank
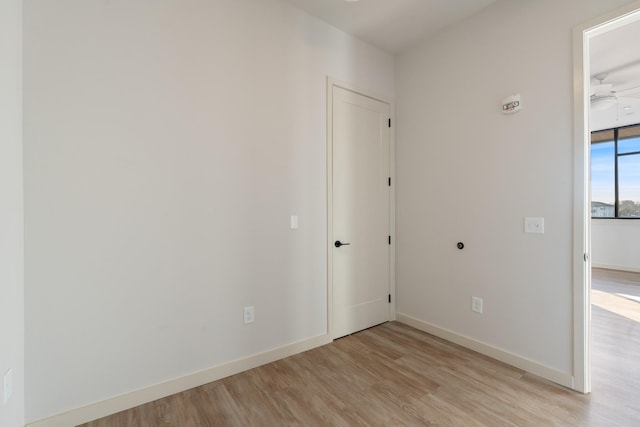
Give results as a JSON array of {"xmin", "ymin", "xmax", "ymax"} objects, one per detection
[{"xmin": 80, "ymin": 271, "xmax": 640, "ymax": 426}]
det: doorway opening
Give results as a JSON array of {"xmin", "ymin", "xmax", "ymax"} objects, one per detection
[{"xmin": 573, "ymin": 1, "xmax": 640, "ymax": 394}]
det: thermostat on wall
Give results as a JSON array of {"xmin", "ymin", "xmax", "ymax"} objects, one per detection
[{"xmin": 502, "ymin": 94, "xmax": 521, "ymax": 114}]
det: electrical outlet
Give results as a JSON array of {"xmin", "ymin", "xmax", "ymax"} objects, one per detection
[
  {"xmin": 472, "ymin": 297, "xmax": 483, "ymax": 314},
  {"xmin": 243, "ymin": 306, "xmax": 255, "ymax": 324},
  {"xmin": 3, "ymin": 368, "xmax": 12, "ymax": 404}
]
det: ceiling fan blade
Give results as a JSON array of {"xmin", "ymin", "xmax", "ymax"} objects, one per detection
[
  {"xmin": 590, "ymin": 94, "xmax": 617, "ymax": 111},
  {"xmin": 615, "ymin": 85, "xmax": 640, "ymax": 97},
  {"xmin": 592, "ymin": 83, "xmax": 613, "ymax": 96}
]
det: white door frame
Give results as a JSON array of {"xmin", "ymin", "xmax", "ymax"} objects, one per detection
[
  {"xmin": 572, "ymin": 0, "xmax": 640, "ymax": 393},
  {"xmin": 326, "ymin": 77, "xmax": 396, "ymax": 339}
]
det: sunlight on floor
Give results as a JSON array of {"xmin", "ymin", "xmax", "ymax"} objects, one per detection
[
  {"xmin": 592, "ymin": 289, "xmax": 640, "ymax": 323},
  {"xmin": 616, "ymin": 293, "xmax": 640, "ymax": 303}
]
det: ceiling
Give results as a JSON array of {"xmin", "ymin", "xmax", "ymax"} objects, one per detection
[
  {"xmin": 283, "ymin": 0, "xmax": 640, "ymax": 130},
  {"xmin": 285, "ymin": 0, "xmax": 497, "ymax": 54},
  {"xmin": 590, "ymin": 18, "xmax": 640, "ymax": 130}
]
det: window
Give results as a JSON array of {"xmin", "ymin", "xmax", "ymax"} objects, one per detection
[{"xmin": 591, "ymin": 124, "xmax": 640, "ymax": 218}]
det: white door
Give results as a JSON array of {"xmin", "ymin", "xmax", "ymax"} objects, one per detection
[{"xmin": 332, "ymin": 85, "xmax": 391, "ymax": 338}]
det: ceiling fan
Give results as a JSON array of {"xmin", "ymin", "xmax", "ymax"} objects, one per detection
[
  {"xmin": 590, "ymin": 72, "xmax": 618, "ymax": 111},
  {"xmin": 590, "ymin": 72, "xmax": 640, "ymax": 113}
]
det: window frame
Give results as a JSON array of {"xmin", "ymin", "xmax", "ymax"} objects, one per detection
[{"xmin": 591, "ymin": 123, "xmax": 640, "ymax": 219}]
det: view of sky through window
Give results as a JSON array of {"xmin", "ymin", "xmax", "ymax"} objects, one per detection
[
  {"xmin": 591, "ymin": 140, "xmax": 615, "ymax": 205},
  {"xmin": 591, "ymin": 129, "xmax": 640, "ymax": 218}
]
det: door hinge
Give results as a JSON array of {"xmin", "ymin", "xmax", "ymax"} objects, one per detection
[
  {"xmin": 388, "ymin": 118, "xmax": 391, "ymax": 128},
  {"xmin": 388, "ymin": 294, "xmax": 391, "ymax": 303},
  {"xmin": 388, "ymin": 177, "xmax": 391, "ymax": 187},
  {"xmin": 388, "ymin": 236, "xmax": 391, "ymax": 245}
]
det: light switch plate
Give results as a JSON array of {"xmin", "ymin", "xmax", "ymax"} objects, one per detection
[
  {"xmin": 524, "ymin": 217, "xmax": 544, "ymax": 234},
  {"xmin": 3, "ymin": 368, "xmax": 12, "ymax": 404},
  {"xmin": 290, "ymin": 215, "xmax": 299, "ymax": 230}
]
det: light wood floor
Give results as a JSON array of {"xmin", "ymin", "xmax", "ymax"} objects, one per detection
[
  {"xmin": 590, "ymin": 268, "xmax": 640, "ymax": 425},
  {"xmin": 81, "ymin": 270, "xmax": 640, "ymax": 426}
]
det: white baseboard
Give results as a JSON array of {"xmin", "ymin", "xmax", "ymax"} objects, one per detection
[
  {"xmin": 396, "ymin": 313, "xmax": 574, "ymax": 390},
  {"xmin": 27, "ymin": 334, "xmax": 332, "ymax": 427},
  {"xmin": 592, "ymin": 263, "xmax": 640, "ymax": 274}
]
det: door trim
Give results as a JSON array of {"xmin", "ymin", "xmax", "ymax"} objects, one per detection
[
  {"xmin": 572, "ymin": 0, "xmax": 640, "ymax": 393},
  {"xmin": 326, "ymin": 77, "xmax": 396, "ymax": 339}
]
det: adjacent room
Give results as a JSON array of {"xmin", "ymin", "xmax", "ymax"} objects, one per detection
[
  {"xmin": 2, "ymin": 0, "xmax": 640, "ymax": 426},
  {"xmin": 588, "ymin": 14, "xmax": 640, "ymax": 424}
]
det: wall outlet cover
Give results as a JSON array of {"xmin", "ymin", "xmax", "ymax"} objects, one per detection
[
  {"xmin": 243, "ymin": 306, "xmax": 255, "ymax": 324},
  {"xmin": 472, "ymin": 297, "xmax": 483, "ymax": 314}
]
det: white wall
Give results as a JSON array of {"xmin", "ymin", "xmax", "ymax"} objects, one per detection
[
  {"xmin": 23, "ymin": 0, "xmax": 393, "ymax": 423},
  {"xmin": 395, "ymin": 0, "xmax": 635, "ymax": 379},
  {"xmin": 0, "ymin": 0, "xmax": 24, "ymax": 426},
  {"xmin": 592, "ymin": 220, "xmax": 640, "ymax": 272}
]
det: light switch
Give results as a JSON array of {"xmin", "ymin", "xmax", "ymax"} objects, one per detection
[
  {"xmin": 290, "ymin": 215, "xmax": 299, "ymax": 230},
  {"xmin": 524, "ymin": 217, "xmax": 544, "ymax": 234}
]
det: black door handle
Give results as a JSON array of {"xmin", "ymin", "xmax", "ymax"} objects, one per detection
[{"xmin": 334, "ymin": 240, "xmax": 351, "ymax": 248}]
